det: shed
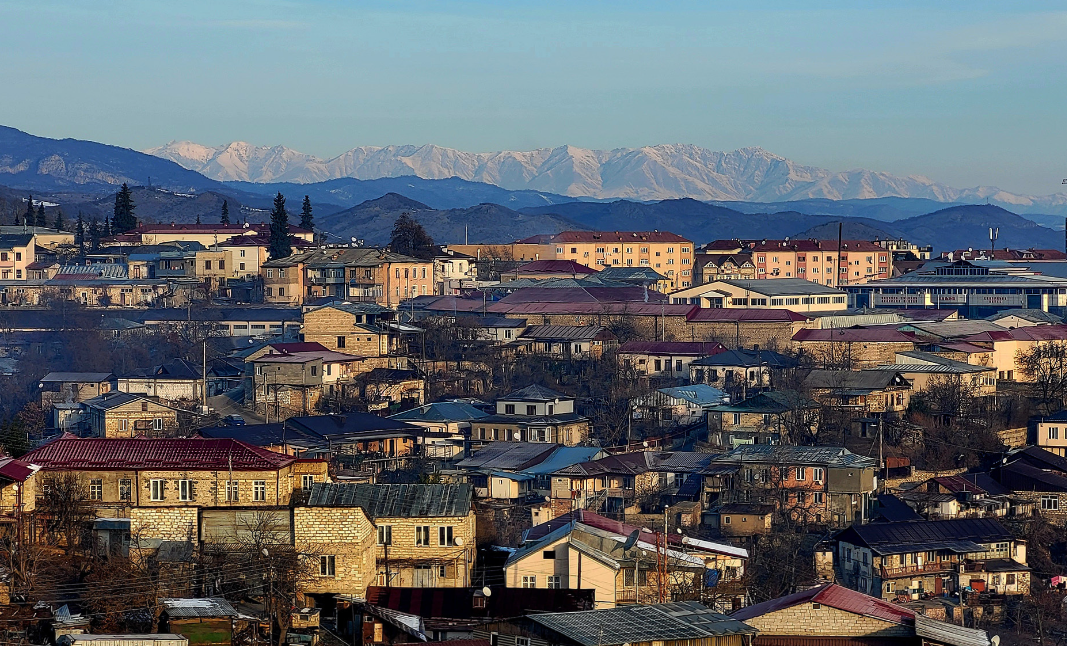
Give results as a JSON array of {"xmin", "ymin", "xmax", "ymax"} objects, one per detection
[{"xmin": 160, "ymin": 598, "xmax": 238, "ymax": 646}]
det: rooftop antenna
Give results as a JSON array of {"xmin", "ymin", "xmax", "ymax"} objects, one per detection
[{"xmin": 989, "ymin": 227, "xmax": 998, "ymax": 255}]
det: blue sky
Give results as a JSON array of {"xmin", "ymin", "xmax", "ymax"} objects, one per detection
[{"xmin": 1, "ymin": 1, "xmax": 1065, "ymax": 195}]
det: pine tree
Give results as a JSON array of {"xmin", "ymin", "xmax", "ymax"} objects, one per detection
[
  {"xmin": 268, "ymin": 192, "xmax": 292, "ymax": 260},
  {"xmin": 23, "ymin": 196, "xmax": 35, "ymax": 226},
  {"xmin": 75, "ymin": 212, "xmax": 86, "ymax": 257},
  {"xmin": 53, "ymin": 208, "xmax": 65, "ymax": 231},
  {"xmin": 220, "ymin": 200, "xmax": 230, "ymax": 225},
  {"xmin": 300, "ymin": 195, "xmax": 314, "ymax": 230},
  {"xmin": 36, "ymin": 204, "xmax": 47, "ymax": 228},
  {"xmin": 112, "ymin": 183, "xmax": 137, "ymax": 233},
  {"xmin": 88, "ymin": 216, "xmax": 101, "ymax": 252},
  {"xmin": 196, "ymin": 213, "xmax": 201, "ymax": 225}
]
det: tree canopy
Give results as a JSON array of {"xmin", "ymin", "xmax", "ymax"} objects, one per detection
[
  {"xmin": 390, "ymin": 213, "xmax": 435, "ymax": 259},
  {"xmin": 220, "ymin": 200, "xmax": 230, "ymax": 225},
  {"xmin": 300, "ymin": 195, "xmax": 313, "ymax": 230},
  {"xmin": 112, "ymin": 183, "xmax": 137, "ymax": 233},
  {"xmin": 268, "ymin": 192, "xmax": 292, "ymax": 260}
]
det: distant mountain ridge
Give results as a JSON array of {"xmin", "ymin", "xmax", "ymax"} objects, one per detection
[{"xmin": 148, "ymin": 139, "xmax": 1067, "ymax": 213}]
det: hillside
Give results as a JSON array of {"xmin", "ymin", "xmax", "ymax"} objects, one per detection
[
  {"xmin": 0, "ymin": 126, "xmax": 221, "ymax": 193},
  {"xmin": 317, "ymin": 193, "xmax": 586, "ymax": 245},
  {"xmin": 889, "ymin": 205, "xmax": 1061, "ymax": 252},
  {"xmin": 225, "ymin": 176, "xmax": 575, "ymax": 210},
  {"xmin": 792, "ymin": 220, "xmax": 902, "ymax": 241}
]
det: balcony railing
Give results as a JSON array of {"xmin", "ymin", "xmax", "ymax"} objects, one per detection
[{"xmin": 880, "ymin": 560, "xmax": 956, "ymax": 578}]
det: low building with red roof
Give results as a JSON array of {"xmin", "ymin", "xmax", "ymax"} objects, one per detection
[
  {"xmin": 502, "ymin": 259, "xmax": 597, "ymax": 281},
  {"xmin": 792, "ymin": 327, "xmax": 917, "ymax": 368}
]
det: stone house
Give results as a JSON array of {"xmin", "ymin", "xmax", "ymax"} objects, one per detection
[
  {"xmin": 470, "ymin": 385, "xmax": 591, "ymax": 447},
  {"xmin": 0, "ymin": 457, "xmax": 40, "ymax": 523},
  {"xmin": 1032, "ymin": 410, "xmax": 1067, "ymax": 457},
  {"xmin": 248, "ymin": 347, "xmax": 366, "ymax": 419},
  {"xmin": 80, "ymin": 391, "xmax": 183, "ymax": 438},
  {"xmin": 792, "ymin": 328, "xmax": 917, "ymax": 368},
  {"xmin": 802, "ymin": 370, "xmax": 912, "ymax": 417},
  {"xmin": 39, "ymin": 372, "xmax": 116, "ymax": 408},
  {"xmin": 118, "ymin": 358, "xmax": 204, "ymax": 404},
  {"xmin": 21, "ymin": 436, "xmax": 328, "ymax": 540},
  {"xmin": 731, "ymin": 583, "xmax": 992, "ymax": 646},
  {"xmin": 616, "ymin": 340, "xmax": 727, "ymax": 379},
  {"xmin": 990, "ymin": 446, "xmax": 1067, "ymax": 524},
  {"xmin": 302, "ymin": 302, "xmax": 401, "ymax": 358},
  {"xmin": 516, "ymin": 325, "xmax": 617, "ymax": 360},
  {"xmin": 707, "ymin": 390, "xmax": 822, "ymax": 447},
  {"xmin": 688, "ymin": 348, "xmax": 798, "ymax": 395},
  {"xmin": 831, "ymin": 517, "xmax": 1029, "ymax": 600},
  {"xmin": 302, "ymin": 482, "xmax": 476, "ymax": 593}
]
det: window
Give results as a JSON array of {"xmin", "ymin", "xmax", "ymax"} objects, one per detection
[
  {"xmin": 239, "ymin": 262, "xmax": 246, "ymax": 271},
  {"xmin": 546, "ymin": 575, "xmax": 561, "ymax": 589},
  {"xmin": 319, "ymin": 555, "xmax": 336, "ymax": 576},
  {"xmin": 150, "ymin": 479, "xmax": 165, "ymax": 501},
  {"xmin": 516, "ymin": 639, "xmax": 530, "ymax": 646},
  {"xmin": 310, "ymin": 365, "xmax": 318, "ymax": 377},
  {"xmin": 153, "ymin": 418, "xmax": 163, "ymax": 431},
  {"xmin": 724, "ymin": 516, "xmax": 731, "ymax": 524},
  {"xmin": 526, "ymin": 405, "xmax": 536, "ymax": 415},
  {"xmin": 204, "ymin": 260, "xmax": 212, "ymax": 270},
  {"xmin": 377, "ymin": 525, "xmax": 393, "ymax": 545},
  {"xmin": 814, "ymin": 492, "xmax": 825, "ymax": 504},
  {"xmin": 336, "ymin": 335, "xmax": 346, "ymax": 349},
  {"xmin": 1041, "ymin": 495, "xmax": 1059, "ymax": 511},
  {"xmin": 226, "ymin": 481, "xmax": 239, "ymax": 501},
  {"xmin": 1050, "ymin": 427, "xmax": 1060, "ymax": 440},
  {"xmin": 416, "ymin": 525, "xmax": 431, "ymax": 546},
  {"xmin": 253, "ymin": 480, "xmax": 266, "ymax": 501},
  {"xmin": 266, "ymin": 269, "xmax": 274, "ymax": 278},
  {"xmin": 813, "ymin": 468, "xmax": 825, "ymax": 483},
  {"xmin": 141, "ymin": 402, "xmax": 148, "ymax": 412},
  {"xmin": 795, "ymin": 467, "xmax": 806, "ymax": 481},
  {"xmin": 543, "ymin": 550, "xmax": 556, "ymax": 560},
  {"xmin": 505, "ymin": 404, "xmax": 515, "ymax": 415},
  {"xmin": 279, "ymin": 268, "xmax": 285, "ymax": 278},
  {"xmin": 119, "ymin": 419, "xmax": 128, "ymax": 432},
  {"xmin": 302, "ymin": 474, "xmax": 315, "ymax": 490},
  {"xmin": 89, "ymin": 479, "xmax": 102, "ymax": 500},
  {"xmin": 178, "ymin": 479, "xmax": 193, "ymax": 501},
  {"xmin": 119, "ymin": 478, "xmax": 132, "ymax": 501},
  {"xmin": 522, "ymin": 575, "xmax": 536, "ymax": 588},
  {"xmin": 439, "ymin": 526, "xmax": 454, "ymax": 546},
  {"xmin": 732, "ymin": 413, "xmax": 741, "ymax": 425}
]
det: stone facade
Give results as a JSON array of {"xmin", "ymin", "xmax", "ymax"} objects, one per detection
[
  {"xmin": 294, "ymin": 506, "xmax": 377, "ymax": 598},
  {"xmin": 303, "ymin": 307, "xmax": 391, "ymax": 357},
  {"xmin": 88, "ymin": 399, "xmax": 181, "ymax": 438},
  {"xmin": 129, "ymin": 506, "xmax": 199, "ymax": 541},
  {"xmin": 741, "ymin": 602, "xmax": 911, "ymax": 637},
  {"xmin": 375, "ymin": 512, "xmax": 477, "ymax": 587}
]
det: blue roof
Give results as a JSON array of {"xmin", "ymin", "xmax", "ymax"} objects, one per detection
[
  {"xmin": 523, "ymin": 446, "xmax": 606, "ymax": 476},
  {"xmin": 490, "ymin": 470, "xmax": 536, "ymax": 481},
  {"xmin": 658, "ymin": 384, "xmax": 728, "ymax": 406},
  {"xmin": 390, "ymin": 401, "xmax": 489, "ymax": 422}
]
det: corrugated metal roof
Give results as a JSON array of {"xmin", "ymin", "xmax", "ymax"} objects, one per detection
[
  {"xmin": 618, "ymin": 341, "xmax": 727, "ymax": 356},
  {"xmin": 502, "ymin": 384, "xmax": 567, "ymax": 401},
  {"xmin": 160, "ymin": 598, "xmax": 238, "ymax": 618},
  {"xmin": 711, "ymin": 445, "xmax": 876, "ymax": 469},
  {"xmin": 23, "ymin": 437, "xmax": 294, "ymax": 471},
  {"xmin": 455, "ymin": 442, "xmax": 558, "ymax": 470},
  {"xmin": 837, "ymin": 517, "xmax": 1014, "ymax": 555},
  {"xmin": 530, "ymin": 602, "xmax": 754, "ymax": 646},
  {"xmin": 40, "ymin": 372, "xmax": 115, "ymax": 383},
  {"xmin": 793, "ymin": 328, "xmax": 916, "ymax": 343},
  {"xmin": 307, "ymin": 483, "xmax": 472, "ymax": 518},
  {"xmin": 731, "ymin": 583, "xmax": 914, "ymax": 625},
  {"xmin": 520, "ymin": 324, "xmax": 609, "ymax": 340},
  {"xmin": 0, "ymin": 457, "xmax": 38, "ymax": 483},
  {"xmin": 690, "ymin": 348, "xmax": 797, "ymax": 368},
  {"xmin": 803, "ymin": 369, "xmax": 909, "ymax": 391},
  {"xmin": 685, "ymin": 308, "xmax": 809, "ymax": 322},
  {"xmin": 914, "ymin": 613, "xmax": 990, "ymax": 646}
]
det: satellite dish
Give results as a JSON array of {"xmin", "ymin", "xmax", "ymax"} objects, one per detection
[
  {"xmin": 454, "ymin": 537, "xmax": 464, "ymax": 547},
  {"xmin": 544, "ymin": 496, "xmax": 551, "ymax": 503},
  {"xmin": 622, "ymin": 529, "xmax": 640, "ymax": 551},
  {"xmin": 481, "ymin": 586, "xmax": 492, "ymax": 597},
  {"xmin": 991, "ymin": 637, "xmax": 1000, "ymax": 646},
  {"xmin": 676, "ymin": 528, "xmax": 683, "ymax": 534},
  {"xmin": 642, "ymin": 441, "xmax": 649, "ymax": 448}
]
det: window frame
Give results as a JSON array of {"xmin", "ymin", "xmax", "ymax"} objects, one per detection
[{"xmin": 319, "ymin": 555, "xmax": 336, "ymax": 577}]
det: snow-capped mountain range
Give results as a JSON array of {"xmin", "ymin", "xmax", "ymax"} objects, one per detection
[{"xmin": 146, "ymin": 140, "xmax": 1067, "ymax": 209}]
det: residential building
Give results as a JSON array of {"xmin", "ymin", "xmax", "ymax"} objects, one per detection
[
  {"xmin": 117, "ymin": 222, "xmax": 314, "ymax": 247},
  {"xmin": 632, "ymin": 384, "xmax": 728, "ymax": 427},
  {"xmin": 749, "ymin": 239, "xmax": 890, "ymax": 286},
  {"xmin": 39, "ymin": 372, "xmax": 115, "ymax": 408},
  {"xmin": 0, "ymin": 456, "xmax": 39, "ymax": 519},
  {"xmin": 684, "ymin": 308, "xmax": 814, "ymax": 350},
  {"xmin": 262, "ymin": 247, "xmax": 434, "ymax": 307},
  {"xmin": 617, "ymin": 341, "xmax": 727, "ymax": 379},
  {"xmin": 0, "ymin": 233, "xmax": 36, "ymax": 281},
  {"xmin": 865, "ymin": 351, "xmax": 997, "ymax": 396},
  {"xmin": 80, "ymin": 391, "xmax": 183, "ymax": 438},
  {"xmin": 515, "ymin": 230, "xmax": 696, "ymax": 289},
  {"xmin": 502, "ymin": 260, "xmax": 598, "ymax": 282},
  {"xmin": 702, "ymin": 445, "xmax": 878, "ymax": 529},
  {"xmin": 986, "ymin": 307, "xmax": 1063, "ymax": 328},
  {"xmin": 707, "ymin": 390, "xmax": 821, "ymax": 447},
  {"xmin": 302, "ymin": 482, "xmax": 476, "ymax": 590},
  {"xmin": 286, "ymin": 413, "xmax": 424, "ymax": 472},
  {"xmin": 469, "ymin": 385, "xmax": 591, "ymax": 446},
  {"xmin": 249, "ymin": 347, "xmax": 366, "ymax": 419},
  {"xmin": 692, "ymin": 252, "xmax": 755, "ymax": 284},
  {"xmin": 791, "ymin": 327, "xmax": 917, "ymax": 368},
  {"xmin": 831, "ymin": 517, "xmax": 1030, "ymax": 600},
  {"xmin": 455, "ymin": 443, "xmax": 606, "ymax": 504},
  {"xmin": 1033, "ymin": 411, "xmax": 1067, "ymax": 457},
  {"xmin": 117, "ymin": 358, "xmax": 204, "ymax": 404},
  {"xmin": 670, "ymin": 278, "xmax": 848, "ymax": 314},
  {"xmin": 389, "ymin": 401, "xmax": 489, "ymax": 459},
  {"xmin": 21, "ymin": 436, "xmax": 327, "ymax": 540},
  {"xmin": 516, "ymin": 325, "xmax": 617, "ymax": 359},
  {"xmin": 989, "ymin": 446, "xmax": 1067, "ymax": 524},
  {"xmin": 474, "ymin": 602, "xmax": 755, "ymax": 646},
  {"xmin": 433, "ymin": 247, "xmax": 477, "ymax": 295},
  {"xmin": 802, "ymin": 370, "xmax": 912, "ymax": 417},
  {"xmin": 732, "ymin": 583, "xmax": 992, "ymax": 646},
  {"xmin": 956, "ymin": 324, "xmax": 1067, "ymax": 382},
  {"xmin": 688, "ymin": 348, "xmax": 798, "ymax": 395},
  {"xmin": 301, "ymin": 302, "xmax": 405, "ymax": 357}
]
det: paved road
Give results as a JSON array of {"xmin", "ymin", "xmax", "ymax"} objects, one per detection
[{"xmin": 207, "ymin": 386, "xmax": 266, "ymax": 424}]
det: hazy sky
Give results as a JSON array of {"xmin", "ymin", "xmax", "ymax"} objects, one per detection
[{"xmin": 1, "ymin": 1, "xmax": 1065, "ymax": 195}]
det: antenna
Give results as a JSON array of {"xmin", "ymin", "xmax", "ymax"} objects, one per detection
[
  {"xmin": 989, "ymin": 227, "xmax": 998, "ymax": 254},
  {"xmin": 622, "ymin": 529, "xmax": 640, "ymax": 551}
]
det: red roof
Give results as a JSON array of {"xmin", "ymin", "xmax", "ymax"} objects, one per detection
[
  {"xmin": 519, "ymin": 231, "xmax": 692, "ymax": 244},
  {"xmin": 750, "ymin": 239, "xmax": 884, "ymax": 253},
  {"xmin": 496, "ymin": 285, "xmax": 668, "ymax": 305},
  {"xmin": 0, "ymin": 457, "xmax": 36, "ymax": 482},
  {"xmin": 731, "ymin": 583, "xmax": 914, "ymax": 625},
  {"xmin": 963, "ymin": 324, "xmax": 1067, "ymax": 343},
  {"xmin": 686, "ymin": 308, "xmax": 809, "ymax": 323},
  {"xmin": 933, "ymin": 475, "xmax": 986, "ymax": 494},
  {"xmin": 490, "ymin": 302, "xmax": 696, "ymax": 317},
  {"xmin": 793, "ymin": 328, "xmax": 916, "ymax": 343},
  {"xmin": 23, "ymin": 437, "xmax": 296, "ymax": 471},
  {"xmin": 136, "ymin": 223, "xmax": 312, "ymax": 235},
  {"xmin": 618, "ymin": 341, "xmax": 727, "ymax": 356},
  {"xmin": 512, "ymin": 260, "xmax": 597, "ymax": 275},
  {"xmin": 939, "ymin": 341, "xmax": 991, "ymax": 354},
  {"xmin": 265, "ymin": 342, "xmax": 330, "ymax": 354}
]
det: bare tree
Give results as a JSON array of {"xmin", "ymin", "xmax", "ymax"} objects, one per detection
[
  {"xmin": 37, "ymin": 473, "xmax": 93, "ymax": 551},
  {"xmin": 1017, "ymin": 340, "xmax": 1067, "ymax": 414}
]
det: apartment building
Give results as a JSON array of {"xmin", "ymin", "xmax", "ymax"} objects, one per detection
[
  {"xmin": 531, "ymin": 231, "xmax": 695, "ymax": 290},
  {"xmin": 262, "ymin": 248, "xmax": 433, "ymax": 307}
]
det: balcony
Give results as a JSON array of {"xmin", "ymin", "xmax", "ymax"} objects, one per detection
[
  {"xmin": 309, "ymin": 275, "xmax": 345, "ymax": 285},
  {"xmin": 880, "ymin": 560, "xmax": 957, "ymax": 578}
]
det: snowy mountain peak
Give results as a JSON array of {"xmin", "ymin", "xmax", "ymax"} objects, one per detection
[{"xmin": 144, "ymin": 140, "xmax": 1067, "ymax": 208}]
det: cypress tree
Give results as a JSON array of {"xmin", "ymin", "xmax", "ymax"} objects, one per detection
[
  {"xmin": 53, "ymin": 209, "xmax": 65, "ymax": 231},
  {"xmin": 221, "ymin": 200, "xmax": 230, "ymax": 225},
  {"xmin": 300, "ymin": 195, "xmax": 314, "ymax": 230},
  {"xmin": 36, "ymin": 204, "xmax": 47, "ymax": 228},
  {"xmin": 112, "ymin": 183, "xmax": 137, "ymax": 233},
  {"xmin": 88, "ymin": 216, "xmax": 101, "ymax": 252},
  {"xmin": 268, "ymin": 192, "xmax": 291, "ymax": 260},
  {"xmin": 75, "ymin": 213, "xmax": 86, "ymax": 256},
  {"xmin": 23, "ymin": 197, "xmax": 34, "ymax": 226},
  {"xmin": 196, "ymin": 214, "xmax": 201, "ymax": 225}
]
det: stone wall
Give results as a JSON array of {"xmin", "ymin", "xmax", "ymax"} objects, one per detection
[
  {"xmin": 130, "ymin": 506, "xmax": 198, "ymax": 541},
  {"xmin": 294, "ymin": 506, "xmax": 377, "ymax": 598},
  {"xmin": 742, "ymin": 602, "xmax": 912, "ymax": 637}
]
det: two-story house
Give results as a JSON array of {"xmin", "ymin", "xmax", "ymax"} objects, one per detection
[
  {"xmin": 707, "ymin": 390, "xmax": 822, "ymax": 447},
  {"xmin": 831, "ymin": 517, "xmax": 1029, "ymax": 600},
  {"xmin": 301, "ymin": 302, "xmax": 401, "ymax": 357},
  {"xmin": 470, "ymin": 385, "xmax": 591, "ymax": 447},
  {"xmin": 802, "ymin": 370, "xmax": 912, "ymax": 418},
  {"xmin": 80, "ymin": 391, "xmax": 183, "ymax": 438}
]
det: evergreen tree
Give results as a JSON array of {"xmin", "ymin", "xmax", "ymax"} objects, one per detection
[
  {"xmin": 196, "ymin": 213, "xmax": 201, "ymax": 225},
  {"xmin": 390, "ymin": 212, "xmax": 436, "ymax": 260},
  {"xmin": 75, "ymin": 212, "xmax": 86, "ymax": 256},
  {"xmin": 23, "ymin": 196, "xmax": 35, "ymax": 226},
  {"xmin": 36, "ymin": 204, "xmax": 47, "ymax": 228},
  {"xmin": 112, "ymin": 182, "xmax": 137, "ymax": 233},
  {"xmin": 0, "ymin": 418, "xmax": 29, "ymax": 458},
  {"xmin": 268, "ymin": 192, "xmax": 292, "ymax": 260},
  {"xmin": 220, "ymin": 200, "xmax": 230, "ymax": 225},
  {"xmin": 53, "ymin": 208, "xmax": 65, "ymax": 231},
  {"xmin": 300, "ymin": 195, "xmax": 314, "ymax": 230},
  {"xmin": 88, "ymin": 216, "xmax": 101, "ymax": 252}
]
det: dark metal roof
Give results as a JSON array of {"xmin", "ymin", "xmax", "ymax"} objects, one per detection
[
  {"xmin": 307, "ymin": 483, "xmax": 472, "ymax": 518},
  {"xmin": 803, "ymin": 369, "xmax": 910, "ymax": 391},
  {"xmin": 455, "ymin": 442, "xmax": 558, "ymax": 470},
  {"xmin": 528, "ymin": 602, "xmax": 754, "ymax": 646},
  {"xmin": 835, "ymin": 518, "xmax": 1014, "ymax": 556},
  {"xmin": 520, "ymin": 324, "xmax": 611, "ymax": 341},
  {"xmin": 501, "ymin": 384, "xmax": 567, "ymax": 402},
  {"xmin": 618, "ymin": 341, "xmax": 727, "ymax": 356},
  {"xmin": 873, "ymin": 494, "xmax": 923, "ymax": 522},
  {"xmin": 160, "ymin": 597, "xmax": 238, "ymax": 618},
  {"xmin": 710, "ymin": 445, "xmax": 876, "ymax": 469},
  {"xmin": 689, "ymin": 348, "xmax": 797, "ymax": 368}
]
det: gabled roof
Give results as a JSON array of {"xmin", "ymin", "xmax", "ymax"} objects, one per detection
[
  {"xmin": 455, "ymin": 442, "xmax": 558, "ymax": 470},
  {"xmin": 793, "ymin": 327, "xmax": 916, "ymax": 343},
  {"xmin": 834, "ymin": 517, "xmax": 1014, "ymax": 555},
  {"xmin": 286, "ymin": 413, "xmax": 420, "ymax": 439},
  {"xmin": 22, "ymin": 437, "xmax": 295, "ymax": 471},
  {"xmin": 40, "ymin": 372, "xmax": 115, "ymax": 383},
  {"xmin": 689, "ymin": 348, "xmax": 797, "ymax": 369},
  {"xmin": 519, "ymin": 325, "xmax": 611, "ymax": 341},
  {"xmin": 731, "ymin": 583, "xmax": 914, "ymax": 625},
  {"xmin": 160, "ymin": 598, "xmax": 238, "ymax": 618},
  {"xmin": 987, "ymin": 308, "xmax": 1064, "ymax": 324},
  {"xmin": 126, "ymin": 357, "xmax": 202, "ymax": 380},
  {"xmin": 511, "ymin": 260, "xmax": 597, "ymax": 275},
  {"xmin": 962, "ymin": 324, "xmax": 1067, "ymax": 343},
  {"xmin": 655, "ymin": 385, "xmax": 728, "ymax": 407},
  {"xmin": 710, "ymin": 445, "xmax": 876, "ymax": 469},
  {"xmin": 803, "ymin": 369, "xmax": 910, "ymax": 391},
  {"xmin": 709, "ymin": 390, "xmax": 820, "ymax": 414},
  {"xmin": 707, "ymin": 278, "xmax": 845, "ymax": 296},
  {"xmin": 522, "ymin": 231, "xmax": 691, "ymax": 244},
  {"xmin": 685, "ymin": 308, "xmax": 809, "ymax": 323},
  {"xmin": 307, "ymin": 482, "xmax": 472, "ymax": 518},
  {"xmin": 390, "ymin": 402, "xmax": 489, "ymax": 423},
  {"xmin": 555, "ymin": 451, "xmax": 714, "ymax": 477},
  {"xmin": 80, "ymin": 391, "xmax": 160, "ymax": 411},
  {"xmin": 0, "ymin": 457, "xmax": 39, "ymax": 483}
]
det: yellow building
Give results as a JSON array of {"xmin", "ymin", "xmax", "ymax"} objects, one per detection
[{"xmin": 81, "ymin": 391, "xmax": 183, "ymax": 438}]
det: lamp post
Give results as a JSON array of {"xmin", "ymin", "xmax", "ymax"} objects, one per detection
[{"xmin": 262, "ymin": 548, "xmax": 274, "ymax": 646}]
